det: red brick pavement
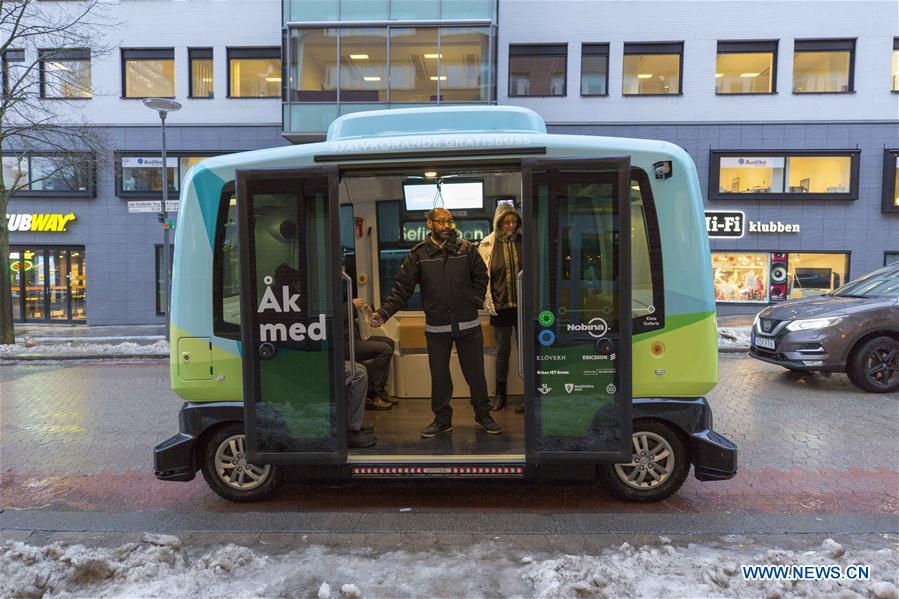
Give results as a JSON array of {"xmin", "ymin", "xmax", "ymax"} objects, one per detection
[{"xmin": 2, "ymin": 467, "xmax": 896, "ymax": 514}]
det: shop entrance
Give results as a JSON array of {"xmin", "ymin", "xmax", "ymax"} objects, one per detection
[{"xmin": 9, "ymin": 246, "xmax": 86, "ymax": 322}]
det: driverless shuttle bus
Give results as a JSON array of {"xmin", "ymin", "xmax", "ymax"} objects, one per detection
[{"xmin": 154, "ymin": 106, "xmax": 737, "ymax": 502}]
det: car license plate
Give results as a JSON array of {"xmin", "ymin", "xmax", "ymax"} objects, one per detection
[{"xmin": 754, "ymin": 336, "xmax": 776, "ymax": 350}]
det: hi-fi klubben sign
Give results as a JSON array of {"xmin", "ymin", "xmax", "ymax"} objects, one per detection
[{"xmin": 705, "ymin": 211, "xmax": 799, "ymax": 238}]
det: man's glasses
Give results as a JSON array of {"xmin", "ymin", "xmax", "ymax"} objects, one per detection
[{"xmin": 430, "ymin": 218, "xmax": 454, "ymax": 226}]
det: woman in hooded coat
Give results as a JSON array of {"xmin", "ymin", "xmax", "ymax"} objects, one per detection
[{"xmin": 478, "ymin": 202, "xmax": 523, "ymax": 412}]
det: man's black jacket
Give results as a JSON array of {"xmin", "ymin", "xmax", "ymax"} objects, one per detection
[{"xmin": 376, "ymin": 234, "xmax": 488, "ymax": 329}]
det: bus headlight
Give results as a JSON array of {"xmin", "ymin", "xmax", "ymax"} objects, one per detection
[{"xmin": 785, "ymin": 316, "xmax": 844, "ymax": 332}]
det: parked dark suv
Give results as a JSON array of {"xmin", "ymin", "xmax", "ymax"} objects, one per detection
[{"xmin": 750, "ymin": 264, "xmax": 899, "ymax": 393}]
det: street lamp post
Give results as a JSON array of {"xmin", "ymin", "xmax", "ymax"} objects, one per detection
[{"xmin": 142, "ymin": 98, "xmax": 182, "ymax": 341}]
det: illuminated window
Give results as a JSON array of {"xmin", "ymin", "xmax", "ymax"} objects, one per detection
[
  {"xmin": 189, "ymin": 48, "xmax": 213, "ymax": 98},
  {"xmin": 581, "ymin": 43, "xmax": 609, "ymax": 96},
  {"xmin": 117, "ymin": 153, "xmax": 220, "ymax": 196},
  {"xmin": 712, "ymin": 252, "xmax": 770, "ymax": 303},
  {"xmin": 884, "ymin": 150, "xmax": 899, "ymax": 214},
  {"xmin": 1, "ymin": 153, "xmax": 92, "ymax": 195},
  {"xmin": 623, "ymin": 42, "xmax": 682, "ymax": 95},
  {"xmin": 716, "ymin": 41, "xmax": 776, "ymax": 94},
  {"xmin": 228, "ymin": 47, "xmax": 281, "ymax": 98},
  {"xmin": 786, "ymin": 253, "xmax": 849, "ymax": 299},
  {"xmin": 339, "ymin": 28, "xmax": 387, "ymax": 102},
  {"xmin": 390, "ymin": 28, "xmax": 440, "ymax": 101},
  {"xmin": 122, "ymin": 48, "xmax": 175, "ymax": 98},
  {"xmin": 793, "ymin": 39, "xmax": 854, "ymax": 93},
  {"xmin": 509, "ymin": 44, "xmax": 567, "ymax": 97},
  {"xmin": 39, "ymin": 49, "xmax": 91, "ymax": 98},
  {"xmin": 710, "ymin": 151, "xmax": 859, "ymax": 199},
  {"xmin": 892, "ymin": 38, "xmax": 899, "ymax": 91}
]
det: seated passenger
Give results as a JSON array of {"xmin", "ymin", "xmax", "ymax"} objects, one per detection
[{"xmin": 346, "ymin": 298, "xmax": 395, "ymax": 411}]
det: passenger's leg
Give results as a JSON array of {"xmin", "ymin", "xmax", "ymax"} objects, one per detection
[
  {"xmin": 455, "ymin": 326, "xmax": 492, "ymax": 420},
  {"xmin": 345, "ymin": 363, "xmax": 367, "ymax": 431},
  {"xmin": 426, "ymin": 333, "xmax": 454, "ymax": 426},
  {"xmin": 366, "ymin": 335, "xmax": 396, "ymax": 402},
  {"xmin": 492, "ymin": 324, "xmax": 513, "ymax": 410}
]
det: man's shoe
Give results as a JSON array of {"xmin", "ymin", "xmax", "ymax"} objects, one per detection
[
  {"xmin": 490, "ymin": 392, "xmax": 507, "ymax": 411},
  {"xmin": 347, "ymin": 430, "xmax": 377, "ymax": 448},
  {"xmin": 360, "ymin": 425, "xmax": 374, "ymax": 434},
  {"xmin": 475, "ymin": 415, "xmax": 503, "ymax": 435},
  {"xmin": 421, "ymin": 421, "xmax": 453, "ymax": 438},
  {"xmin": 365, "ymin": 398, "xmax": 392, "ymax": 411},
  {"xmin": 378, "ymin": 390, "xmax": 399, "ymax": 405}
]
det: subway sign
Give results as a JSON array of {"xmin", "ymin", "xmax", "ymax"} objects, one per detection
[{"xmin": 6, "ymin": 212, "xmax": 77, "ymax": 232}]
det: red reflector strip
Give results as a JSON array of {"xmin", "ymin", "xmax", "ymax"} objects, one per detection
[{"xmin": 352, "ymin": 466, "xmax": 524, "ymax": 476}]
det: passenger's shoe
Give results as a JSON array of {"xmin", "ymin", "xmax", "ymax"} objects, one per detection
[
  {"xmin": 347, "ymin": 430, "xmax": 377, "ymax": 448},
  {"xmin": 421, "ymin": 421, "xmax": 453, "ymax": 438},
  {"xmin": 365, "ymin": 398, "xmax": 392, "ymax": 411},
  {"xmin": 378, "ymin": 390, "xmax": 399, "ymax": 405},
  {"xmin": 475, "ymin": 414, "xmax": 503, "ymax": 435},
  {"xmin": 514, "ymin": 405, "xmax": 525, "ymax": 414},
  {"xmin": 490, "ymin": 387, "xmax": 507, "ymax": 411}
]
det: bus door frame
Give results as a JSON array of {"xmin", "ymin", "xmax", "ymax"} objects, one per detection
[
  {"xmin": 521, "ymin": 157, "xmax": 633, "ymax": 464},
  {"xmin": 236, "ymin": 166, "xmax": 349, "ymax": 465}
]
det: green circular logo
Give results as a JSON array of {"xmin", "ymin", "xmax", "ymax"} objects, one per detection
[{"xmin": 538, "ymin": 311, "xmax": 555, "ymax": 327}]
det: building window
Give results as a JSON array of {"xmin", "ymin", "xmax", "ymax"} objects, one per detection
[
  {"xmin": 716, "ymin": 40, "xmax": 776, "ymax": 94},
  {"xmin": 884, "ymin": 150, "xmax": 899, "ymax": 214},
  {"xmin": 580, "ymin": 43, "xmax": 609, "ymax": 96},
  {"xmin": 155, "ymin": 244, "xmax": 175, "ymax": 316},
  {"xmin": 712, "ymin": 251, "xmax": 849, "ymax": 303},
  {"xmin": 228, "ymin": 47, "xmax": 281, "ymax": 98},
  {"xmin": 1, "ymin": 153, "xmax": 93, "ymax": 196},
  {"xmin": 709, "ymin": 151, "xmax": 860, "ymax": 200},
  {"xmin": 508, "ymin": 44, "xmax": 567, "ymax": 97},
  {"xmin": 39, "ymin": 49, "xmax": 91, "ymax": 98},
  {"xmin": 792, "ymin": 39, "xmax": 855, "ymax": 93},
  {"xmin": 122, "ymin": 48, "xmax": 175, "ymax": 98},
  {"xmin": 623, "ymin": 42, "xmax": 683, "ymax": 95},
  {"xmin": 339, "ymin": 28, "xmax": 387, "ymax": 102},
  {"xmin": 116, "ymin": 153, "xmax": 219, "ymax": 196},
  {"xmin": 893, "ymin": 38, "xmax": 899, "ymax": 92},
  {"xmin": 2, "ymin": 48, "xmax": 24, "ymax": 97},
  {"xmin": 8, "ymin": 247, "xmax": 86, "ymax": 322},
  {"xmin": 390, "ymin": 28, "xmax": 439, "ymax": 101},
  {"xmin": 885, "ymin": 252, "xmax": 899, "ymax": 267},
  {"xmin": 189, "ymin": 48, "xmax": 213, "ymax": 98}
]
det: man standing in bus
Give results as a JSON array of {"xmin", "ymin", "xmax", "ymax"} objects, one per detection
[{"xmin": 369, "ymin": 207, "xmax": 502, "ymax": 438}]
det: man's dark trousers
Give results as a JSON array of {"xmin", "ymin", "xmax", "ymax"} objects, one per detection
[
  {"xmin": 426, "ymin": 326, "xmax": 491, "ymax": 426},
  {"xmin": 354, "ymin": 335, "xmax": 394, "ymax": 397}
]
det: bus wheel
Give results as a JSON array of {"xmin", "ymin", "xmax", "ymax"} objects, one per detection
[
  {"xmin": 598, "ymin": 420, "xmax": 689, "ymax": 503},
  {"xmin": 200, "ymin": 423, "xmax": 283, "ymax": 502}
]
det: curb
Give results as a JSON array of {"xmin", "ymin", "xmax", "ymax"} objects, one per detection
[{"xmin": 1, "ymin": 354, "xmax": 168, "ymax": 362}]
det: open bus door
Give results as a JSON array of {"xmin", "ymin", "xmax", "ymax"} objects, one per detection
[
  {"xmin": 236, "ymin": 167, "xmax": 349, "ymax": 465},
  {"xmin": 522, "ymin": 158, "xmax": 633, "ymax": 464}
]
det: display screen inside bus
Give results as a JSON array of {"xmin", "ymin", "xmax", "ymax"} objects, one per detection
[{"xmin": 403, "ymin": 181, "xmax": 484, "ymax": 211}]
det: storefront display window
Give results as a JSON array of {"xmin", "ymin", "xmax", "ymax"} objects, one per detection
[
  {"xmin": 9, "ymin": 247, "xmax": 86, "ymax": 322},
  {"xmin": 786, "ymin": 253, "xmax": 848, "ymax": 299},
  {"xmin": 712, "ymin": 252, "xmax": 769, "ymax": 303},
  {"xmin": 710, "ymin": 151, "xmax": 859, "ymax": 200}
]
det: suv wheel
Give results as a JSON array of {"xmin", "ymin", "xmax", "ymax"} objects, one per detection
[
  {"xmin": 200, "ymin": 423, "xmax": 283, "ymax": 502},
  {"xmin": 598, "ymin": 420, "xmax": 690, "ymax": 503},
  {"xmin": 847, "ymin": 336, "xmax": 899, "ymax": 393}
]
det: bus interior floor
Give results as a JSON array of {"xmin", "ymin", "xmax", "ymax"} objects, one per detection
[{"xmin": 354, "ymin": 395, "xmax": 526, "ymax": 456}]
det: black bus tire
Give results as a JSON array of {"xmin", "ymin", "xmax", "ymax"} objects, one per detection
[
  {"xmin": 200, "ymin": 423, "xmax": 283, "ymax": 502},
  {"xmin": 598, "ymin": 420, "xmax": 690, "ymax": 503}
]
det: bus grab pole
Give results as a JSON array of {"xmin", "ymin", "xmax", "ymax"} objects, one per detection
[
  {"xmin": 516, "ymin": 270, "xmax": 524, "ymax": 379},
  {"xmin": 343, "ymin": 271, "xmax": 355, "ymax": 375}
]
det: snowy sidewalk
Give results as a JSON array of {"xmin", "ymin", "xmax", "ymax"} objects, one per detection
[
  {"xmin": 1, "ymin": 532, "xmax": 895, "ymax": 598},
  {"xmin": 0, "ymin": 325, "xmax": 753, "ymax": 361}
]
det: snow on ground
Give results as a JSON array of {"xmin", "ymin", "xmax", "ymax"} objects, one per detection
[
  {"xmin": 1, "ymin": 535, "xmax": 895, "ymax": 598},
  {"xmin": 718, "ymin": 327, "xmax": 751, "ymax": 351},
  {"xmin": 0, "ymin": 339, "xmax": 169, "ymax": 357}
]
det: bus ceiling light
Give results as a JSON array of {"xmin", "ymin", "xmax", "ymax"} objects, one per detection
[
  {"xmin": 740, "ymin": 72, "xmax": 760, "ymax": 78},
  {"xmin": 653, "ymin": 160, "xmax": 672, "ymax": 180},
  {"xmin": 424, "ymin": 171, "xmax": 437, "ymax": 178}
]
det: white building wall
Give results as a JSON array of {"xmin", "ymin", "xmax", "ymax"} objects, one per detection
[
  {"xmin": 498, "ymin": 0, "xmax": 899, "ymax": 124},
  {"xmin": 55, "ymin": 0, "xmax": 282, "ymax": 126}
]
